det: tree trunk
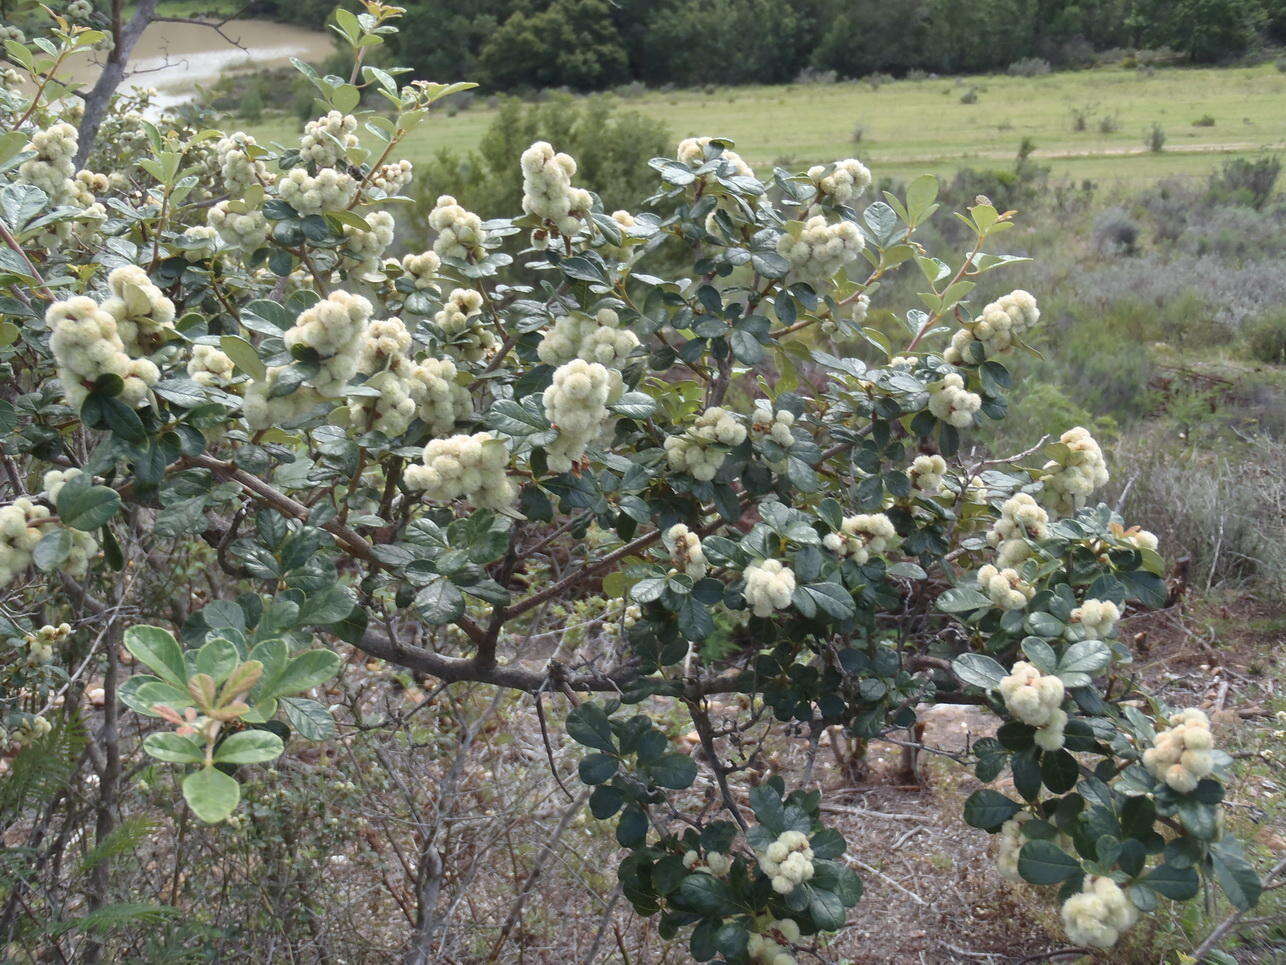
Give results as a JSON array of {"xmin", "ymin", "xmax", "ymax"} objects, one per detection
[{"xmin": 75, "ymin": 0, "xmax": 159, "ymax": 168}]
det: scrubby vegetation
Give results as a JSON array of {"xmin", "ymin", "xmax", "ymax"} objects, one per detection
[{"xmin": 0, "ymin": 2, "xmax": 1283, "ymax": 963}]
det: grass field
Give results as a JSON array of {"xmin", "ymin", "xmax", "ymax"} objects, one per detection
[{"xmin": 245, "ymin": 62, "xmax": 1286, "ymax": 185}]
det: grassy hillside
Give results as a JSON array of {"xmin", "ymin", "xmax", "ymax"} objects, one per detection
[{"xmin": 246, "ymin": 62, "xmax": 1286, "ymax": 184}]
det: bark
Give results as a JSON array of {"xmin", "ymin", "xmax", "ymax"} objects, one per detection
[{"xmin": 75, "ymin": 0, "xmax": 160, "ymax": 168}]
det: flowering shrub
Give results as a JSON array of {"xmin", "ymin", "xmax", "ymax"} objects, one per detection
[{"xmin": 0, "ymin": 4, "xmax": 1263, "ymax": 959}]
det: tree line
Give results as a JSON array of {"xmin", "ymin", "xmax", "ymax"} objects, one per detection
[{"xmin": 252, "ymin": 0, "xmax": 1285, "ymax": 91}]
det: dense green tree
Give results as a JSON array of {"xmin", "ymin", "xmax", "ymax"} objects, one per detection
[{"xmin": 476, "ymin": 0, "xmax": 631, "ymax": 90}]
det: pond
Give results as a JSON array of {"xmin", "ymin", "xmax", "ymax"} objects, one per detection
[{"xmin": 67, "ymin": 18, "xmax": 333, "ymax": 113}]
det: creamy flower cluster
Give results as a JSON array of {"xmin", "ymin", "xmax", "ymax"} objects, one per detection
[
  {"xmin": 0, "ymin": 499, "xmax": 49, "ymax": 586},
  {"xmin": 1040, "ymin": 426, "xmax": 1109, "ymax": 513},
  {"xmin": 928, "ymin": 372, "xmax": 981, "ymax": 428},
  {"xmin": 277, "ymin": 167, "xmax": 357, "ymax": 216},
  {"xmin": 823, "ymin": 513, "xmax": 899, "ymax": 563},
  {"xmin": 995, "ymin": 812, "xmax": 1031, "ymax": 882},
  {"xmin": 743, "ymin": 559, "xmax": 796, "ymax": 617},
  {"xmin": 808, "ymin": 158, "xmax": 872, "ymax": 206},
  {"xmin": 747, "ymin": 918, "xmax": 800, "ymax": 965},
  {"xmin": 1070, "ymin": 598, "xmax": 1120, "ymax": 638},
  {"xmin": 67, "ymin": 0, "xmax": 93, "ymax": 20},
  {"xmin": 19, "ymin": 122, "xmax": 78, "ymax": 205},
  {"xmin": 676, "ymin": 136, "xmax": 754, "ymax": 179},
  {"xmin": 663, "ymin": 523, "xmax": 708, "ymax": 579},
  {"xmin": 434, "ymin": 288, "xmax": 497, "ymax": 361},
  {"xmin": 520, "ymin": 141, "xmax": 593, "ymax": 236},
  {"xmin": 537, "ymin": 308, "xmax": 640, "ymax": 369},
  {"xmin": 299, "ymin": 111, "xmax": 359, "ymax": 168},
  {"xmin": 187, "ymin": 344, "xmax": 235, "ymax": 387},
  {"xmin": 403, "ymin": 432, "xmax": 515, "ymax": 510},
  {"xmin": 988, "ymin": 492, "xmax": 1049, "ymax": 567},
  {"xmin": 370, "ymin": 159, "xmax": 414, "ymax": 196},
  {"xmin": 401, "ymin": 250, "xmax": 441, "ymax": 289},
  {"xmin": 47, "ymin": 295, "xmax": 159, "ymax": 409},
  {"xmin": 1117, "ymin": 525, "xmax": 1159, "ymax": 553},
  {"xmin": 977, "ymin": 562, "xmax": 1034, "ymax": 611},
  {"xmin": 243, "ymin": 368, "xmax": 322, "ymax": 430},
  {"xmin": 1060, "ymin": 876, "xmax": 1137, "ymax": 949},
  {"xmin": 347, "ymin": 318, "xmax": 470, "ymax": 437},
  {"xmin": 22, "ymin": 623, "xmax": 71, "ymax": 666},
  {"xmin": 41, "ymin": 468, "xmax": 82, "ymax": 503},
  {"xmin": 343, "ymin": 210, "xmax": 395, "ymax": 271},
  {"xmin": 682, "ymin": 849, "xmax": 732, "ymax": 875},
  {"xmin": 776, "ymin": 215, "xmax": 864, "ymax": 290},
  {"xmin": 356, "ymin": 316, "xmax": 413, "ymax": 374},
  {"xmin": 664, "ymin": 407, "xmax": 746, "ymax": 481},
  {"xmin": 999, "ymin": 660, "xmax": 1067, "ymax": 750},
  {"xmin": 944, "ymin": 289, "xmax": 1040, "ymax": 365},
  {"xmin": 282, "ymin": 290, "xmax": 373, "ymax": 395},
  {"xmin": 214, "ymin": 133, "xmax": 271, "ymax": 193},
  {"xmin": 101, "ymin": 265, "xmax": 176, "ymax": 355},
  {"xmin": 1142, "ymin": 708, "xmax": 1215, "ymax": 794},
  {"xmin": 750, "ymin": 402, "xmax": 796, "ymax": 448},
  {"xmin": 542, "ymin": 359, "xmax": 623, "ymax": 471},
  {"xmin": 757, "ymin": 830, "xmax": 814, "ymax": 894},
  {"xmin": 822, "ymin": 292, "xmax": 870, "ymax": 335},
  {"xmin": 908, "ymin": 454, "xmax": 947, "ymax": 493},
  {"xmin": 428, "ymin": 195, "xmax": 485, "ymax": 261}
]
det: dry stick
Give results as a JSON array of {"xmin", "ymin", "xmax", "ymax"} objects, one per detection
[
  {"xmin": 1189, "ymin": 854, "xmax": 1286, "ymax": 962},
  {"xmin": 484, "ymin": 788, "xmax": 590, "ymax": 962},
  {"xmin": 846, "ymin": 856, "xmax": 928, "ymax": 906}
]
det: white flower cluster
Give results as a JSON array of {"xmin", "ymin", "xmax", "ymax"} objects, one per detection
[
  {"xmin": 663, "ymin": 523, "xmax": 708, "ymax": 579},
  {"xmin": 428, "ymin": 195, "xmax": 485, "ymax": 261},
  {"xmin": 743, "ymin": 558, "xmax": 796, "ymax": 617},
  {"xmin": 42, "ymin": 468, "xmax": 82, "ymax": 503},
  {"xmin": 434, "ymin": 288, "xmax": 497, "ymax": 361},
  {"xmin": 299, "ymin": 111, "xmax": 359, "ymax": 168},
  {"xmin": 944, "ymin": 289, "xmax": 1040, "ymax": 365},
  {"xmin": 357, "ymin": 316, "xmax": 413, "ymax": 374},
  {"xmin": 0, "ymin": 499, "xmax": 49, "ymax": 586},
  {"xmin": 187, "ymin": 344, "xmax": 235, "ymax": 387},
  {"xmin": 179, "ymin": 224, "xmax": 220, "ymax": 259},
  {"xmin": 401, "ymin": 250, "xmax": 441, "ymax": 289},
  {"xmin": 1070, "ymin": 598, "xmax": 1120, "ymax": 638},
  {"xmin": 242, "ymin": 367, "xmax": 322, "ymax": 430},
  {"xmin": 747, "ymin": 918, "xmax": 801, "ymax": 965},
  {"xmin": 343, "ymin": 210, "xmax": 396, "ymax": 271},
  {"xmin": 277, "ymin": 167, "xmax": 357, "ymax": 216},
  {"xmin": 775, "ymin": 214, "xmax": 864, "ymax": 290},
  {"xmin": 750, "ymin": 402, "xmax": 796, "ymax": 448},
  {"xmin": 995, "ymin": 812, "xmax": 1030, "ymax": 882},
  {"xmin": 22, "ymin": 623, "xmax": 71, "ymax": 666},
  {"xmin": 1142, "ymin": 708, "xmax": 1215, "ymax": 794},
  {"xmin": 542, "ymin": 359, "xmax": 623, "ymax": 471},
  {"xmin": 908, "ymin": 454, "xmax": 947, "ymax": 493},
  {"xmin": 520, "ymin": 141, "xmax": 593, "ymax": 236},
  {"xmin": 537, "ymin": 308, "xmax": 640, "ymax": 369},
  {"xmin": 349, "ymin": 370, "xmax": 418, "ymax": 437},
  {"xmin": 20, "ymin": 122, "xmax": 78, "ymax": 205},
  {"xmin": 370, "ymin": 159, "xmax": 414, "ymax": 196},
  {"xmin": 282, "ymin": 290, "xmax": 373, "ymax": 395},
  {"xmin": 101, "ymin": 265, "xmax": 176, "ymax": 354},
  {"xmin": 207, "ymin": 201, "xmax": 269, "ymax": 251},
  {"xmin": 408, "ymin": 358, "xmax": 472, "ymax": 435},
  {"xmin": 1040, "ymin": 426, "xmax": 1109, "ymax": 513},
  {"xmin": 46, "ymin": 295, "xmax": 159, "ymax": 409},
  {"xmin": 808, "ymin": 158, "xmax": 872, "ymax": 206},
  {"xmin": 676, "ymin": 136, "xmax": 755, "ymax": 178},
  {"xmin": 214, "ymin": 133, "xmax": 271, "ymax": 193},
  {"xmin": 1060, "ymin": 875, "xmax": 1137, "ymax": 949},
  {"xmin": 681, "ymin": 849, "xmax": 732, "ymax": 875},
  {"xmin": 757, "ymin": 830, "xmax": 814, "ymax": 894},
  {"xmin": 1118, "ymin": 526, "xmax": 1159, "ymax": 552},
  {"xmin": 977, "ymin": 562, "xmax": 1034, "ymax": 611},
  {"xmin": 928, "ymin": 372, "xmax": 981, "ymax": 427},
  {"xmin": 822, "ymin": 291, "xmax": 870, "ymax": 335},
  {"xmin": 999, "ymin": 660, "xmax": 1067, "ymax": 750},
  {"xmin": 988, "ymin": 493, "xmax": 1049, "ymax": 567},
  {"xmin": 664, "ymin": 407, "xmax": 746, "ymax": 481},
  {"xmin": 403, "ymin": 432, "xmax": 515, "ymax": 510},
  {"xmin": 67, "ymin": 0, "xmax": 93, "ymax": 20},
  {"xmin": 823, "ymin": 513, "xmax": 899, "ymax": 563}
]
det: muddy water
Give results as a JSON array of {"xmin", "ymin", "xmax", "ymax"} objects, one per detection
[{"xmin": 67, "ymin": 19, "xmax": 332, "ymax": 112}]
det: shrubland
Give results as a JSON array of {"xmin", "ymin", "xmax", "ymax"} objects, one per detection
[{"xmin": 0, "ymin": 3, "xmax": 1280, "ymax": 962}]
